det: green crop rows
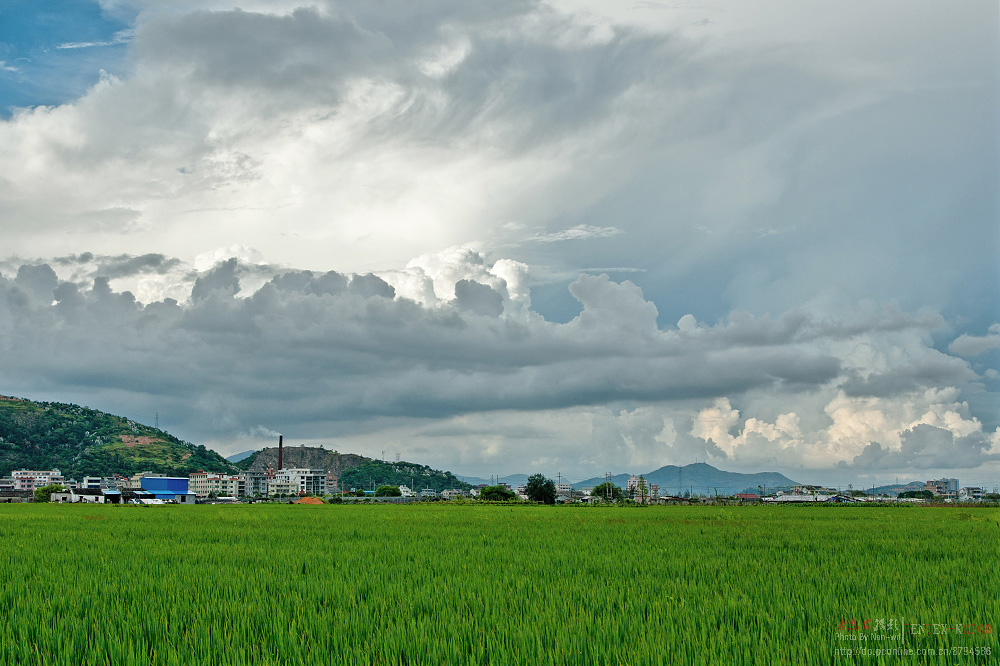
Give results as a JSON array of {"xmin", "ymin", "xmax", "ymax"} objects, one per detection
[{"xmin": 1, "ymin": 504, "xmax": 997, "ymax": 665}]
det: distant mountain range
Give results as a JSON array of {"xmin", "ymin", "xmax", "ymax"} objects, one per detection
[
  {"xmin": 226, "ymin": 450, "xmax": 256, "ymax": 463},
  {"xmin": 460, "ymin": 474, "xmax": 530, "ymax": 487},
  {"xmin": 466, "ymin": 464, "xmax": 799, "ymax": 496},
  {"xmin": 573, "ymin": 463, "xmax": 799, "ymax": 496},
  {"xmin": 873, "ymin": 481, "xmax": 925, "ymax": 496}
]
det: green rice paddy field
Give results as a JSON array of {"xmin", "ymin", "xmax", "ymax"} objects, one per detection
[{"xmin": 1, "ymin": 504, "xmax": 997, "ymax": 665}]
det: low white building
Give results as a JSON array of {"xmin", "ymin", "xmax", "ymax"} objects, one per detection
[
  {"xmin": 440, "ymin": 489, "xmax": 466, "ymax": 500},
  {"xmin": 959, "ymin": 487, "xmax": 984, "ymax": 502},
  {"xmin": 51, "ymin": 488, "xmax": 106, "ymax": 504}
]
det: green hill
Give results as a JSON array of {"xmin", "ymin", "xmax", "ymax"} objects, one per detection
[
  {"xmin": 341, "ymin": 459, "xmax": 471, "ymax": 493},
  {"xmin": 0, "ymin": 395, "xmax": 236, "ymax": 479}
]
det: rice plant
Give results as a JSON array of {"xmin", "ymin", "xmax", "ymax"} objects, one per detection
[{"xmin": 0, "ymin": 504, "xmax": 995, "ymax": 665}]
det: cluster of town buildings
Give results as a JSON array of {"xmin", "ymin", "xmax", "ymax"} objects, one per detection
[
  {"xmin": 0, "ymin": 468, "xmax": 994, "ymax": 505},
  {"xmin": 0, "ymin": 466, "xmax": 332, "ymax": 502},
  {"xmin": 754, "ymin": 478, "xmax": 987, "ymax": 503}
]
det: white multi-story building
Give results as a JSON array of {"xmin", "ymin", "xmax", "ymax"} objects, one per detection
[
  {"xmin": 556, "ymin": 483, "xmax": 573, "ymax": 495},
  {"xmin": 189, "ymin": 471, "xmax": 246, "ymax": 497},
  {"xmin": 398, "ymin": 485, "xmax": 416, "ymax": 497},
  {"xmin": 440, "ymin": 489, "xmax": 466, "ymax": 500},
  {"xmin": 243, "ymin": 470, "xmax": 273, "ymax": 497},
  {"xmin": 12, "ymin": 469, "xmax": 65, "ymax": 491},
  {"xmin": 271, "ymin": 468, "xmax": 326, "ymax": 496},
  {"xmin": 80, "ymin": 476, "xmax": 102, "ymax": 489}
]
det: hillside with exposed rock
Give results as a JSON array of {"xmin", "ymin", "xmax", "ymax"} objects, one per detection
[
  {"xmin": 238, "ymin": 446, "xmax": 471, "ymax": 492},
  {"xmin": 239, "ymin": 446, "xmax": 368, "ymax": 478}
]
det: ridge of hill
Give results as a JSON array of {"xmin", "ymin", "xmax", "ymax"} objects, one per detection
[
  {"xmin": 238, "ymin": 446, "xmax": 472, "ymax": 493},
  {"xmin": 462, "ymin": 464, "xmax": 799, "ymax": 497},
  {"xmin": 0, "ymin": 394, "xmax": 236, "ymax": 478}
]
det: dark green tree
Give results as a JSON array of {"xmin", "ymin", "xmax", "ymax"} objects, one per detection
[
  {"xmin": 590, "ymin": 482, "xmax": 622, "ymax": 501},
  {"xmin": 636, "ymin": 475, "xmax": 649, "ymax": 503},
  {"xmin": 526, "ymin": 474, "xmax": 556, "ymax": 504},
  {"xmin": 479, "ymin": 485, "xmax": 516, "ymax": 502},
  {"xmin": 375, "ymin": 485, "xmax": 401, "ymax": 497},
  {"xmin": 33, "ymin": 484, "xmax": 64, "ymax": 503}
]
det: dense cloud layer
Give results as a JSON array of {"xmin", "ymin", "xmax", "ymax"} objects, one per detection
[
  {"xmin": 0, "ymin": 253, "xmax": 996, "ymax": 483},
  {"xmin": 0, "ymin": 1, "xmax": 996, "ymax": 482}
]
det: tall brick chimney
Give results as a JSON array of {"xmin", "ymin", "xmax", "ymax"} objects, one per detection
[{"xmin": 277, "ymin": 435, "xmax": 283, "ymax": 471}]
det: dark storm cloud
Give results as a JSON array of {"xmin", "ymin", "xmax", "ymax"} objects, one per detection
[
  {"xmin": 52, "ymin": 252, "xmax": 95, "ymax": 265},
  {"xmin": 839, "ymin": 356, "xmax": 979, "ymax": 399},
  {"xmin": 94, "ymin": 253, "xmax": 181, "ymax": 278},
  {"xmin": 679, "ymin": 308, "xmax": 946, "ymax": 350},
  {"xmin": 11, "ymin": 252, "xmax": 180, "ymax": 282},
  {"xmin": 0, "ymin": 261, "xmax": 849, "ymax": 436},
  {"xmin": 849, "ymin": 425, "xmax": 998, "ymax": 470}
]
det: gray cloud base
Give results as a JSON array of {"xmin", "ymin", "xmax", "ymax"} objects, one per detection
[{"xmin": 1, "ymin": 256, "xmax": 992, "ymax": 479}]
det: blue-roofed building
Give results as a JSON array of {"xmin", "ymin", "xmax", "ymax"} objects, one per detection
[{"xmin": 140, "ymin": 477, "xmax": 196, "ymax": 504}]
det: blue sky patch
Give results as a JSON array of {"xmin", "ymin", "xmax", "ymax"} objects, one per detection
[{"xmin": 0, "ymin": 0, "xmax": 134, "ymax": 116}]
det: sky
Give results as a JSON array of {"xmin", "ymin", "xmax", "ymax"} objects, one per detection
[{"xmin": 0, "ymin": 0, "xmax": 997, "ymax": 487}]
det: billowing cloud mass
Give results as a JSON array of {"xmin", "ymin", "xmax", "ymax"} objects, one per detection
[
  {"xmin": 0, "ymin": 0, "xmax": 996, "ymax": 484},
  {"xmin": 0, "ymin": 251, "xmax": 996, "ymax": 484}
]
